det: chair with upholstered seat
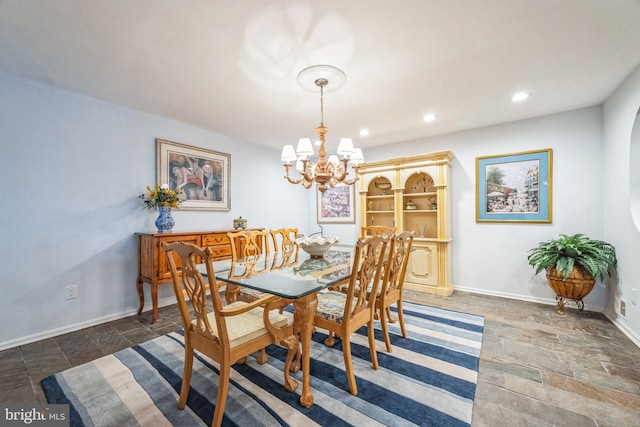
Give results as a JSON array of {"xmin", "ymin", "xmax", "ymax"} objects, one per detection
[
  {"xmin": 313, "ymin": 235, "xmax": 388, "ymax": 396},
  {"xmin": 225, "ymin": 230, "xmax": 271, "ymax": 304},
  {"xmin": 269, "ymin": 227, "xmax": 300, "ymax": 269},
  {"xmin": 375, "ymin": 231, "xmax": 414, "ymax": 352},
  {"xmin": 228, "ymin": 229, "xmax": 270, "ymax": 259},
  {"xmin": 226, "ymin": 230, "xmax": 279, "ymax": 363},
  {"xmin": 269, "ymin": 227, "xmax": 298, "ymax": 253},
  {"xmin": 361, "ymin": 225, "xmax": 396, "ymax": 237},
  {"xmin": 162, "ymin": 241, "xmax": 299, "ymax": 427}
]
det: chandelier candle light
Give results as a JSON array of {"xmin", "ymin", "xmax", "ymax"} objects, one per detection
[{"xmin": 281, "ymin": 65, "xmax": 364, "ymax": 193}]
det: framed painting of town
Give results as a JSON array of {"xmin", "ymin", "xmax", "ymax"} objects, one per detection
[
  {"xmin": 156, "ymin": 138, "xmax": 230, "ymax": 211},
  {"xmin": 317, "ymin": 184, "xmax": 356, "ymax": 224},
  {"xmin": 476, "ymin": 149, "xmax": 552, "ymax": 223}
]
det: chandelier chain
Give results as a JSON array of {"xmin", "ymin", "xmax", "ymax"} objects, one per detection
[{"xmin": 317, "ymin": 78, "xmax": 326, "ymax": 127}]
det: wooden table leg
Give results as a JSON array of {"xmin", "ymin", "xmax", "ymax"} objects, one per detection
[
  {"xmin": 136, "ymin": 278, "xmax": 145, "ymax": 315},
  {"xmin": 293, "ymin": 293, "xmax": 318, "ymax": 408}
]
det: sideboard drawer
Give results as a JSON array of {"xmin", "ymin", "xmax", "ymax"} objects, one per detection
[
  {"xmin": 202, "ymin": 233, "xmax": 232, "ymax": 259},
  {"xmin": 208, "ymin": 244, "xmax": 232, "ymax": 259},
  {"xmin": 201, "ymin": 234, "xmax": 231, "ymax": 247}
]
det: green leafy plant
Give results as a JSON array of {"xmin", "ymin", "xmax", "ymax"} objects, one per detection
[
  {"xmin": 527, "ymin": 233, "xmax": 617, "ymax": 280},
  {"xmin": 139, "ymin": 183, "xmax": 184, "ymax": 210}
]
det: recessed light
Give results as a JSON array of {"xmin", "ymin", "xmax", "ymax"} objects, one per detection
[
  {"xmin": 359, "ymin": 129, "xmax": 370, "ymax": 137},
  {"xmin": 511, "ymin": 91, "xmax": 530, "ymax": 102},
  {"xmin": 422, "ymin": 113, "xmax": 437, "ymax": 123}
]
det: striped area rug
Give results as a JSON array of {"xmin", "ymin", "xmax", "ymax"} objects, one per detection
[{"xmin": 41, "ymin": 302, "xmax": 484, "ymax": 426}]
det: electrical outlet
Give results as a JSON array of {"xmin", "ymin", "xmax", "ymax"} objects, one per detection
[
  {"xmin": 65, "ymin": 284, "xmax": 79, "ymax": 300},
  {"xmin": 632, "ymin": 288, "xmax": 637, "ymax": 305},
  {"xmin": 615, "ymin": 297, "xmax": 621, "ymax": 314},
  {"xmin": 620, "ymin": 298, "xmax": 627, "ymax": 317}
]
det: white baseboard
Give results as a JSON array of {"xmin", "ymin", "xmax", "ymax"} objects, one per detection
[
  {"xmin": 0, "ymin": 296, "xmax": 178, "ymax": 351},
  {"xmin": 456, "ymin": 286, "xmax": 639, "ymax": 348},
  {"xmin": 454, "ymin": 285, "xmax": 606, "ymax": 312},
  {"xmin": 603, "ymin": 310, "xmax": 640, "ymax": 348}
]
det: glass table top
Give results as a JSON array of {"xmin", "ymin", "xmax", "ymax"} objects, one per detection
[{"xmin": 207, "ymin": 244, "xmax": 354, "ymax": 299}]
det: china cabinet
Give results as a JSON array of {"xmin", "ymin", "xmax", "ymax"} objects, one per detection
[{"xmin": 358, "ymin": 151, "xmax": 454, "ymax": 295}]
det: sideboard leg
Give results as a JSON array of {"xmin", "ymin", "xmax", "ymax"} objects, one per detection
[
  {"xmin": 136, "ymin": 278, "xmax": 144, "ymax": 315},
  {"xmin": 151, "ymin": 283, "xmax": 159, "ymax": 323}
]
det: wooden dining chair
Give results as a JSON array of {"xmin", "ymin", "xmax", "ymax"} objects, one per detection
[
  {"xmin": 313, "ymin": 235, "xmax": 388, "ymax": 396},
  {"xmin": 269, "ymin": 227, "xmax": 298, "ymax": 253},
  {"xmin": 269, "ymin": 227, "xmax": 300, "ymax": 270},
  {"xmin": 227, "ymin": 230, "xmax": 277, "ymax": 363},
  {"xmin": 361, "ymin": 225, "xmax": 397, "ymax": 237},
  {"xmin": 225, "ymin": 230, "xmax": 271, "ymax": 304},
  {"xmin": 375, "ymin": 231, "xmax": 414, "ymax": 353},
  {"xmin": 228, "ymin": 229, "xmax": 270, "ymax": 259},
  {"xmin": 162, "ymin": 241, "xmax": 299, "ymax": 427}
]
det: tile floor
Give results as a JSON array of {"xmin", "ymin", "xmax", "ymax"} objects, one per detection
[{"xmin": 1, "ymin": 291, "xmax": 639, "ymax": 426}]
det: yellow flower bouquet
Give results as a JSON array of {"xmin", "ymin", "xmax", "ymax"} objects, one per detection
[{"xmin": 139, "ymin": 183, "xmax": 184, "ymax": 210}]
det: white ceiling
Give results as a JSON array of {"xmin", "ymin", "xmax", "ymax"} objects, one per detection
[{"xmin": 2, "ymin": 1, "xmax": 640, "ymax": 152}]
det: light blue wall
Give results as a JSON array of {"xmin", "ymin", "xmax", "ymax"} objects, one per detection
[
  {"xmin": 603, "ymin": 64, "xmax": 640, "ymax": 343},
  {"xmin": 0, "ymin": 71, "xmax": 309, "ymax": 348},
  {"xmin": 364, "ymin": 107, "xmax": 608, "ymax": 308}
]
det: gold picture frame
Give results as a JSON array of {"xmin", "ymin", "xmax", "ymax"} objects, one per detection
[{"xmin": 156, "ymin": 138, "xmax": 230, "ymax": 211}]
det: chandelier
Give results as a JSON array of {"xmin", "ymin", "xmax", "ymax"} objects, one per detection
[{"xmin": 280, "ymin": 65, "xmax": 364, "ymax": 193}]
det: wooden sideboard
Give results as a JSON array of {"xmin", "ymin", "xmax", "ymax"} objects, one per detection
[{"xmin": 136, "ymin": 228, "xmax": 263, "ymax": 323}]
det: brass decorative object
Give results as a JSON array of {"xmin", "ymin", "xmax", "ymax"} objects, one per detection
[
  {"xmin": 416, "ymin": 174, "xmax": 432, "ymax": 192},
  {"xmin": 233, "ymin": 216, "xmax": 247, "ymax": 229}
]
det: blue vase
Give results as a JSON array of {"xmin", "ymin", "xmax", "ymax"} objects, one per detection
[{"xmin": 155, "ymin": 206, "xmax": 175, "ymax": 232}]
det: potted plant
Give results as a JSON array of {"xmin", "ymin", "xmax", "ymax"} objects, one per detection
[{"xmin": 527, "ymin": 233, "xmax": 617, "ymax": 314}]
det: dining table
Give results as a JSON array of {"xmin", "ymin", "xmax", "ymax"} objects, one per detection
[{"xmin": 208, "ymin": 244, "xmax": 354, "ymax": 408}]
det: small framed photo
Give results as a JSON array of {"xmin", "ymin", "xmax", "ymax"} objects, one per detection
[
  {"xmin": 476, "ymin": 148, "xmax": 552, "ymax": 223},
  {"xmin": 316, "ymin": 184, "xmax": 356, "ymax": 224},
  {"xmin": 156, "ymin": 138, "xmax": 230, "ymax": 211}
]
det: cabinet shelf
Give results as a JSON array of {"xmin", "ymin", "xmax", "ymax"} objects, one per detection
[
  {"xmin": 367, "ymin": 210, "xmax": 395, "ymax": 214},
  {"xmin": 367, "ymin": 194, "xmax": 394, "ymax": 199},
  {"xmin": 403, "ymin": 209, "xmax": 437, "ymax": 213},
  {"xmin": 403, "ymin": 192, "xmax": 437, "ymax": 197}
]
